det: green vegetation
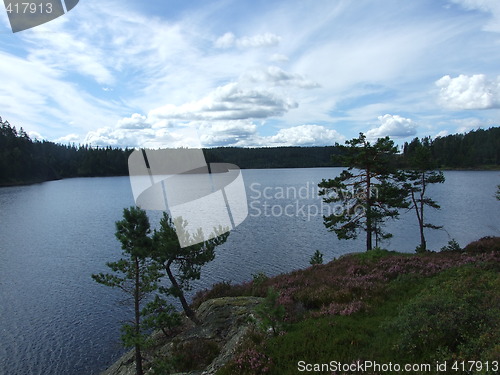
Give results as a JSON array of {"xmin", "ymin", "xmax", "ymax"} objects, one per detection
[
  {"xmin": 410, "ymin": 127, "xmax": 500, "ymax": 169},
  {"xmin": 309, "ymin": 250, "xmax": 324, "ymax": 265},
  {"xmin": 0, "ymin": 117, "xmax": 131, "ymax": 185},
  {"xmin": 92, "ymin": 207, "xmax": 229, "ymax": 375},
  {"xmin": 92, "ymin": 207, "xmax": 161, "ymax": 375},
  {"xmin": 151, "ymin": 212, "xmax": 229, "ymax": 325},
  {"xmin": 193, "ymin": 237, "xmax": 500, "ymax": 375},
  {"xmin": 398, "ymin": 137, "xmax": 446, "ymax": 252},
  {"xmin": 318, "ymin": 133, "xmax": 405, "ymax": 250}
]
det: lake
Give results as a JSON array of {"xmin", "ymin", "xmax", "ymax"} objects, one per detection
[{"xmin": 0, "ymin": 168, "xmax": 499, "ymax": 375}]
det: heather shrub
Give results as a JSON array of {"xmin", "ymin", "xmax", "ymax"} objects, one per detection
[
  {"xmin": 387, "ymin": 266, "xmax": 500, "ymax": 363},
  {"xmin": 192, "ymin": 281, "xmax": 252, "ymax": 308},
  {"xmin": 170, "ymin": 338, "xmax": 220, "ymax": 372},
  {"xmin": 463, "ymin": 236, "xmax": 500, "ymax": 253},
  {"xmin": 217, "ymin": 329, "xmax": 272, "ymax": 375},
  {"xmin": 252, "ymin": 272, "xmax": 270, "ymax": 296}
]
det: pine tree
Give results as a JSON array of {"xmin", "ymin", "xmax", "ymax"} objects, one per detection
[
  {"xmin": 92, "ymin": 207, "xmax": 161, "ymax": 375},
  {"xmin": 152, "ymin": 213, "xmax": 229, "ymax": 325},
  {"xmin": 398, "ymin": 138, "xmax": 445, "ymax": 252},
  {"xmin": 319, "ymin": 133, "xmax": 405, "ymax": 251}
]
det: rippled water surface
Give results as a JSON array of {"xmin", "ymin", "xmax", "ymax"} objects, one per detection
[{"xmin": 0, "ymin": 169, "xmax": 499, "ymax": 374}]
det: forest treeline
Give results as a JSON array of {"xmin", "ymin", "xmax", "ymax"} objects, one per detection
[{"xmin": 1, "ymin": 116, "xmax": 499, "ymax": 186}]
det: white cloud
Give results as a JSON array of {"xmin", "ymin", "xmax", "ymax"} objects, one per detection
[
  {"xmin": 149, "ymin": 82, "xmax": 298, "ymax": 121},
  {"xmin": 117, "ymin": 114, "xmax": 150, "ymax": 129},
  {"xmin": 435, "ymin": 130, "xmax": 449, "ymax": 138},
  {"xmin": 268, "ymin": 125, "xmax": 345, "ymax": 146},
  {"xmin": 214, "ymin": 32, "xmax": 281, "ymax": 49},
  {"xmin": 238, "ymin": 33, "xmax": 282, "ymax": 48},
  {"xmin": 83, "ymin": 124, "xmax": 203, "ymax": 149},
  {"xmin": 366, "ymin": 114, "xmax": 417, "ymax": 139},
  {"xmin": 82, "ymin": 120, "xmax": 346, "ymax": 149},
  {"xmin": 214, "ymin": 32, "xmax": 236, "ymax": 48},
  {"xmin": 55, "ymin": 133, "xmax": 80, "ymax": 144},
  {"xmin": 450, "ymin": 0, "xmax": 500, "ymax": 32},
  {"xmin": 0, "ymin": 50, "xmax": 122, "ymax": 138},
  {"xmin": 28, "ymin": 131, "xmax": 45, "ymax": 141},
  {"xmin": 246, "ymin": 66, "xmax": 320, "ymax": 89},
  {"xmin": 198, "ymin": 120, "xmax": 258, "ymax": 147},
  {"xmin": 452, "ymin": 117, "xmax": 484, "ymax": 133},
  {"xmin": 436, "ymin": 74, "xmax": 500, "ymax": 110}
]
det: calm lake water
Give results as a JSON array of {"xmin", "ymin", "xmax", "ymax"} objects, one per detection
[{"xmin": 0, "ymin": 168, "xmax": 499, "ymax": 375}]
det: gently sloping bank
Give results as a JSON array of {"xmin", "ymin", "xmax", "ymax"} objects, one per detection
[{"xmin": 103, "ymin": 237, "xmax": 500, "ymax": 375}]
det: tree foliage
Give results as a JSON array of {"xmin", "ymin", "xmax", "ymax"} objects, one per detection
[
  {"xmin": 0, "ymin": 116, "xmax": 131, "ymax": 185},
  {"xmin": 398, "ymin": 137, "xmax": 445, "ymax": 252},
  {"xmin": 92, "ymin": 207, "xmax": 161, "ymax": 375},
  {"xmin": 309, "ymin": 250, "xmax": 324, "ymax": 265},
  {"xmin": 319, "ymin": 133, "xmax": 405, "ymax": 251},
  {"xmin": 151, "ymin": 213, "xmax": 230, "ymax": 325},
  {"xmin": 401, "ymin": 127, "xmax": 500, "ymax": 168}
]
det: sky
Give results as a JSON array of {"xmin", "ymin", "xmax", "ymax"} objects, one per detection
[{"xmin": 1, "ymin": 0, "xmax": 500, "ymax": 148}]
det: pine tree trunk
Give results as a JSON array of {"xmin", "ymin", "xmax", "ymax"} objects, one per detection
[
  {"xmin": 165, "ymin": 261, "xmax": 201, "ymax": 325},
  {"xmin": 134, "ymin": 256, "xmax": 144, "ymax": 375},
  {"xmin": 366, "ymin": 171, "xmax": 373, "ymax": 251}
]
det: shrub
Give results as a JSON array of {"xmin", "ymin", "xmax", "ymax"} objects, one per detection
[
  {"xmin": 463, "ymin": 236, "xmax": 500, "ymax": 253},
  {"xmin": 170, "ymin": 339, "xmax": 220, "ymax": 372},
  {"xmin": 252, "ymin": 272, "xmax": 270, "ymax": 296},
  {"xmin": 217, "ymin": 329, "xmax": 272, "ymax": 375},
  {"xmin": 255, "ymin": 288, "xmax": 286, "ymax": 336},
  {"xmin": 440, "ymin": 238, "xmax": 461, "ymax": 252},
  {"xmin": 191, "ymin": 281, "xmax": 252, "ymax": 308},
  {"xmin": 387, "ymin": 266, "xmax": 500, "ymax": 363},
  {"xmin": 309, "ymin": 250, "xmax": 324, "ymax": 265}
]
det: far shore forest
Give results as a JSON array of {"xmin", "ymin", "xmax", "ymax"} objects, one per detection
[{"xmin": 0, "ymin": 116, "xmax": 499, "ymax": 186}]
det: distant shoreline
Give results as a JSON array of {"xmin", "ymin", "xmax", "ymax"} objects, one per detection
[{"xmin": 2, "ymin": 165, "xmax": 498, "ymax": 188}]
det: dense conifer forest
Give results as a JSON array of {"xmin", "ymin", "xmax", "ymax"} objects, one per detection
[{"xmin": 1, "ymin": 116, "xmax": 499, "ymax": 186}]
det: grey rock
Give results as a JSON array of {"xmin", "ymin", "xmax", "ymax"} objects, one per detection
[{"xmin": 101, "ymin": 296, "xmax": 263, "ymax": 375}]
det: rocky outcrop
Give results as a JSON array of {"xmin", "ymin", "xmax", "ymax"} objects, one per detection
[{"xmin": 101, "ymin": 296, "xmax": 263, "ymax": 375}]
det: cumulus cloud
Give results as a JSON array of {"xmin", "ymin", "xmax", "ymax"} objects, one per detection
[
  {"xmin": 436, "ymin": 74, "xmax": 500, "ymax": 110},
  {"xmin": 117, "ymin": 113, "xmax": 151, "ymax": 129},
  {"xmin": 268, "ymin": 125, "xmax": 345, "ymax": 146},
  {"xmin": 149, "ymin": 82, "xmax": 298, "ymax": 121},
  {"xmin": 214, "ymin": 32, "xmax": 281, "ymax": 49},
  {"xmin": 29, "ymin": 131, "xmax": 45, "ymax": 141},
  {"xmin": 81, "ymin": 119, "xmax": 347, "ymax": 149},
  {"xmin": 55, "ymin": 133, "xmax": 80, "ymax": 144},
  {"xmin": 198, "ymin": 120, "xmax": 258, "ymax": 147},
  {"xmin": 84, "ymin": 124, "xmax": 202, "ymax": 149},
  {"xmin": 247, "ymin": 66, "xmax": 320, "ymax": 89},
  {"xmin": 366, "ymin": 114, "xmax": 417, "ymax": 139}
]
